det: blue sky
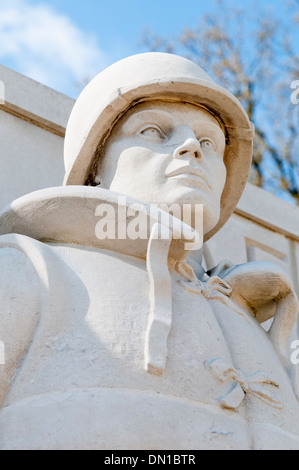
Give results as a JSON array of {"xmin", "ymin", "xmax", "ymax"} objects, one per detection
[{"xmin": 0, "ymin": 0, "xmax": 297, "ymax": 97}]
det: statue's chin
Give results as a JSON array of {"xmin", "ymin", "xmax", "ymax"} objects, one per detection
[{"xmin": 104, "ymin": 184, "xmax": 221, "ymax": 236}]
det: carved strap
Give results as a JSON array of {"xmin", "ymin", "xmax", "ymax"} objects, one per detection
[
  {"xmin": 209, "ymin": 358, "xmax": 282, "ymax": 410},
  {"xmin": 145, "ymin": 223, "xmax": 172, "ymax": 376}
]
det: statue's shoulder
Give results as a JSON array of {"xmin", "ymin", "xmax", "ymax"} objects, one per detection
[
  {"xmin": 208, "ymin": 259, "xmax": 298, "ymax": 320},
  {"xmin": 208, "ymin": 259, "xmax": 299, "ymax": 364},
  {"xmin": 210, "ymin": 259, "xmax": 295, "ymax": 296},
  {"xmin": 0, "ymin": 234, "xmax": 42, "ymax": 403},
  {"xmin": 0, "ymin": 233, "xmax": 42, "ymax": 303},
  {"xmin": 209, "ymin": 259, "xmax": 293, "ymax": 284}
]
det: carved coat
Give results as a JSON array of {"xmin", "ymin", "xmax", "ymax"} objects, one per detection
[{"xmin": 0, "ymin": 187, "xmax": 298, "ymax": 450}]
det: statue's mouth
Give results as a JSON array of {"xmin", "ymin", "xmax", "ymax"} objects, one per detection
[{"xmin": 165, "ymin": 164, "xmax": 211, "ymax": 189}]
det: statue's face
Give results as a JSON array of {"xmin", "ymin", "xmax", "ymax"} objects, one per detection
[{"xmin": 97, "ymin": 101, "xmax": 226, "ymax": 234}]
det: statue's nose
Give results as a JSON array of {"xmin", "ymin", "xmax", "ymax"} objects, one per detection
[{"xmin": 173, "ymin": 136, "xmax": 203, "ymax": 161}]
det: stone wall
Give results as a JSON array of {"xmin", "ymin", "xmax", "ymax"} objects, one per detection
[
  {"xmin": 1, "ymin": 64, "xmax": 298, "ymax": 300},
  {"xmin": 0, "ymin": 64, "xmax": 74, "ymax": 209}
]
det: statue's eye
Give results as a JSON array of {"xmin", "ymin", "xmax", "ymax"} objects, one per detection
[
  {"xmin": 199, "ymin": 138, "xmax": 216, "ymax": 152},
  {"xmin": 139, "ymin": 126, "xmax": 165, "ymax": 141}
]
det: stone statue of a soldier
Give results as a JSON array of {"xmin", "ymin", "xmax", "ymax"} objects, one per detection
[{"xmin": 0, "ymin": 53, "xmax": 298, "ymax": 450}]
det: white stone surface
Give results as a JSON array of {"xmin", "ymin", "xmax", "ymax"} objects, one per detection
[
  {"xmin": 0, "ymin": 188, "xmax": 298, "ymax": 450},
  {"xmin": 0, "ymin": 54, "xmax": 298, "ymax": 450},
  {"xmin": 0, "ymin": 64, "xmax": 74, "ymax": 133},
  {"xmin": 0, "ymin": 110, "xmax": 65, "ymax": 209},
  {"xmin": 237, "ymin": 183, "xmax": 299, "ymax": 242},
  {"xmin": 0, "ymin": 64, "xmax": 74, "ymax": 209}
]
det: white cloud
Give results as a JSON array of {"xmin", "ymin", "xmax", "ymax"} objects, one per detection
[{"xmin": 0, "ymin": 0, "xmax": 108, "ymax": 96}]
